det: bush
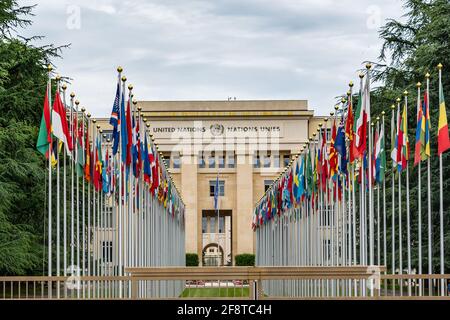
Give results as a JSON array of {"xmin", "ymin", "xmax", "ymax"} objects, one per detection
[
  {"xmin": 235, "ymin": 254, "xmax": 255, "ymax": 266},
  {"xmin": 186, "ymin": 253, "xmax": 199, "ymax": 266}
]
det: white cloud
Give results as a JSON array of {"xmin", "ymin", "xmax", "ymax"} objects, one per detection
[{"xmin": 19, "ymin": 0, "xmax": 405, "ymax": 117}]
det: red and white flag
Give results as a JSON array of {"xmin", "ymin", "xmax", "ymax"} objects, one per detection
[{"xmin": 51, "ymin": 91, "xmax": 73, "ymax": 154}]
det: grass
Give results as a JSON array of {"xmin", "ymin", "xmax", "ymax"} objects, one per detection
[{"xmin": 180, "ymin": 287, "xmax": 249, "ymax": 298}]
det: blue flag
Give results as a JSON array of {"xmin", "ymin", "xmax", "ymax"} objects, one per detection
[
  {"xmin": 120, "ymin": 90, "xmax": 127, "ymax": 164},
  {"xmin": 110, "ymin": 79, "xmax": 120, "ymax": 155}
]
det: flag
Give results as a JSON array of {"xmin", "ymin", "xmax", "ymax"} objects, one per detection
[
  {"xmin": 354, "ymin": 78, "xmax": 368, "ymax": 157},
  {"xmin": 329, "ymin": 119, "xmax": 338, "ymax": 180},
  {"xmin": 345, "ymin": 99, "xmax": 356, "ymax": 163},
  {"xmin": 305, "ymin": 148, "xmax": 313, "ymax": 197},
  {"xmin": 396, "ymin": 101, "xmax": 408, "ymax": 172},
  {"xmin": 375, "ymin": 123, "xmax": 386, "ymax": 183},
  {"xmin": 438, "ymin": 74, "xmax": 450, "ymax": 155},
  {"xmin": 423, "ymin": 91, "xmax": 431, "ymax": 159},
  {"xmin": 51, "ymin": 91, "xmax": 73, "ymax": 154},
  {"xmin": 143, "ymin": 134, "xmax": 151, "ymax": 184},
  {"xmin": 391, "ymin": 105, "xmax": 400, "ymax": 170},
  {"xmin": 414, "ymin": 94, "xmax": 426, "ymax": 166},
  {"xmin": 120, "ymin": 90, "xmax": 127, "ymax": 164},
  {"xmin": 85, "ymin": 131, "xmax": 91, "ymax": 182},
  {"xmin": 76, "ymin": 116, "xmax": 85, "ymax": 176},
  {"xmin": 214, "ymin": 174, "xmax": 219, "ymax": 211},
  {"xmin": 126, "ymin": 100, "xmax": 133, "ymax": 166},
  {"xmin": 110, "ymin": 78, "xmax": 120, "ymax": 155},
  {"xmin": 36, "ymin": 85, "xmax": 52, "ymax": 157}
]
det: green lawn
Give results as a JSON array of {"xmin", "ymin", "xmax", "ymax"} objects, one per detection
[{"xmin": 180, "ymin": 287, "xmax": 249, "ymax": 298}]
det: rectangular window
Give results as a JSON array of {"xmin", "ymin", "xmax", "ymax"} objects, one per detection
[
  {"xmin": 202, "ymin": 217, "xmax": 208, "ymax": 233},
  {"xmin": 264, "ymin": 180, "xmax": 273, "ymax": 192},
  {"xmin": 208, "ymin": 152, "xmax": 215, "ymax": 168},
  {"xmin": 262, "ymin": 153, "xmax": 271, "ymax": 168},
  {"xmin": 227, "ymin": 154, "xmax": 235, "ymax": 168},
  {"xmin": 105, "ymin": 206, "xmax": 113, "ymax": 228},
  {"xmin": 102, "ymin": 241, "xmax": 113, "ymax": 263},
  {"xmin": 283, "ymin": 154, "xmax": 290, "ymax": 167},
  {"xmin": 209, "ymin": 180, "xmax": 225, "ymax": 197},
  {"xmin": 210, "ymin": 217, "xmax": 216, "ymax": 234},
  {"xmin": 218, "ymin": 216, "xmax": 225, "ymax": 233},
  {"xmin": 199, "ymin": 152, "xmax": 205, "ymax": 168},
  {"xmin": 253, "ymin": 153, "xmax": 260, "ymax": 168},
  {"xmin": 218, "ymin": 154, "xmax": 225, "ymax": 168},
  {"xmin": 172, "ymin": 153, "xmax": 180, "ymax": 169},
  {"xmin": 273, "ymin": 155, "xmax": 280, "ymax": 168}
]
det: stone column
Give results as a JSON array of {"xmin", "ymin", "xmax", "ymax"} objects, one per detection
[
  {"xmin": 235, "ymin": 149, "xmax": 254, "ymax": 263},
  {"xmin": 181, "ymin": 151, "xmax": 198, "ymax": 257}
]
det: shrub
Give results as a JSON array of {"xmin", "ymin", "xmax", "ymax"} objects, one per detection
[
  {"xmin": 186, "ymin": 253, "xmax": 199, "ymax": 266},
  {"xmin": 235, "ymin": 254, "xmax": 255, "ymax": 266}
]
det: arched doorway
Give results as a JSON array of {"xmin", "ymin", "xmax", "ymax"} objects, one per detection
[{"xmin": 202, "ymin": 243, "xmax": 224, "ymax": 266}]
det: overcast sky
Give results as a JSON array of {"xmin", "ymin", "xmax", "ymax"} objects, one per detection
[{"xmin": 20, "ymin": 0, "xmax": 405, "ymax": 117}]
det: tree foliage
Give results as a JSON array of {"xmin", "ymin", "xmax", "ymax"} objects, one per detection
[{"xmin": 369, "ymin": 0, "xmax": 450, "ymax": 273}]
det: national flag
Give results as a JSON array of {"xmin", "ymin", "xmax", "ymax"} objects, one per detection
[
  {"xmin": 75, "ymin": 115, "xmax": 85, "ymax": 176},
  {"xmin": 36, "ymin": 85, "xmax": 52, "ymax": 157},
  {"xmin": 143, "ymin": 134, "xmax": 151, "ymax": 184},
  {"xmin": 375, "ymin": 122, "xmax": 386, "ymax": 183},
  {"xmin": 354, "ymin": 77, "xmax": 368, "ymax": 157},
  {"xmin": 120, "ymin": 90, "xmax": 127, "ymax": 164},
  {"xmin": 438, "ymin": 74, "xmax": 450, "ymax": 155},
  {"xmin": 51, "ymin": 91, "xmax": 73, "ymax": 154},
  {"xmin": 396, "ymin": 101, "xmax": 408, "ymax": 172},
  {"xmin": 329, "ymin": 119, "xmax": 338, "ymax": 180},
  {"xmin": 110, "ymin": 78, "xmax": 121, "ymax": 155},
  {"xmin": 423, "ymin": 91, "xmax": 431, "ymax": 159},
  {"xmin": 414, "ymin": 94, "xmax": 426, "ymax": 166},
  {"xmin": 391, "ymin": 105, "xmax": 399, "ymax": 170},
  {"xmin": 85, "ymin": 131, "xmax": 91, "ymax": 182},
  {"xmin": 345, "ymin": 98, "xmax": 356, "ymax": 163},
  {"xmin": 126, "ymin": 100, "xmax": 133, "ymax": 166}
]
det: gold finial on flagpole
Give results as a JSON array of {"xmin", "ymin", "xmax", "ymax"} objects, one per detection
[
  {"xmin": 417, "ymin": 82, "xmax": 422, "ymax": 88},
  {"xmin": 335, "ymin": 104, "xmax": 340, "ymax": 110},
  {"xmin": 349, "ymin": 81, "xmax": 354, "ymax": 87},
  {"xmin": 75, "ymin": 100, "xmax": 80, "ymax": 106},
  {"xmin": 366, "ymin": 63, "xmax": 372, "ymax": 70},
  {"xmin": 87, "ymin": 113, "xmax": 91, "ymax": 118},
  {"xmin": 437, "ymin": 63, "xmax": 443, "ymax": 70},
  {"xmin": 324, "ymin": 117, "xmax": 328, "ymax": 122},
  {"xmin": 56, "ymin": 74, "xmax": 61, "ymax": 81},
  {"xmin": 122, "ymin": 76, "xmax": 127, "ymax": 82},
  {"xmin": 381, "ymin": 111, "xmax": 385, "ymax": 116},
  {"xmin": 128, "ymin": 84, "xmax": 133, "ymax": 91},
  {"xmin": 47, "ymin": 64, "xmax": 53, "ymax": 72},
  {"xmin": 376, "ymin": 116, "xmax": 380, "ymax": 121},
  {"xmin": 62, "ymin": 84, "xmax": 67, "ymax": 90},
  {"xmin": 425, "ymin": 72, "xmax": 430, "ymax": 79},
  {"xmin": 92, "ymin": 119, "xmax": 96, "ymax": 124},
  {"xmin": 396, "ymin": 98, "xmax": 401, "ymax": 103},
  {"xmin": 403, "ymin": 90, "xmax": 408, "ymax": 96},
  {"xmin": 318, "ymin": 123, "xmax": 323, "ymax": 128},
  {"xmin": 330, "ymin": 112, "xmax": 334, "ymax": 116},
  {"xmin": 137, "ymin": 106, "xmax": 142, "ymax": 111},
  {"xmin": 347, "ymin": 91, "xmax": 351, "ymax": 96},
  {"xmin": 96, "ymin": 125, "xmax": 100, "ymax": 129},
  {"xmin": 117, "ymin": 66, "xmax": 123, "ymax": 73},
  {"xmin": 70, "ymin": 92, "xmax": 75, "ymax": 98},
  {"xmin": 359, "ymin": 73, "xmax": 364, "ymax": 79}
]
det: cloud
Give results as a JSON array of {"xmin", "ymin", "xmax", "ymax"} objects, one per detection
[{"xmin": 19, "ymin": 0, "xmax": 405, "ymax": 117}]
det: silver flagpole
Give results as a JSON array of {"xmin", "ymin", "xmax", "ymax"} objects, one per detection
[
  {"xmin": 366, "ymin": 65, "xmax": 374, "ymax": 279},
  {"xmin": 381, "ymin": 111, "xmax": 387, "ymax": 295},
  {"xmin": 62, "ymin": 83, "xmax": 68, "ymax": 299},
  {"xmin": 69, "ymin": 92, "xmax": 75, "ymax": 299},
  {"xmin": 437, "ymin": 63, "xmax": 445, "ymax": 296},
  {"xmin": 86, "ymin": 113, "xmax": 92, "ymax": 298},
  {"xmin": 390, "ymin": 103, "xmax": 396, "ymax": 296},
  {"xmin": 118, "ymin": 69, "xmax": 124, "ymax": 298},
  {"xmin": 55, "ymin": 77, "xmax": 61, "ymax": 300},
  {"xmin": 416, "ymin": 82, "xmax": 423, "ymax": 296},
  {"xmin": 404, "ymin": 90, "xmax": 412, "ymax": 297},
  {"xmin": 81, "ymin": 106, "xmax": 86, "ymax": 298},
  {"xmin": 47, "ymin": 66, "xmax": 53, "ymax": 298},
  {"xmin": 92, "ymin": 121, "xmax": 98, "ymax": 297},
  {"xmin": 397, "ymin": 97, "xmax": 403, "ymax": 296},
  {"xmin": 425, "ymin": 72, "xmax": 433, "ymax": 296}
]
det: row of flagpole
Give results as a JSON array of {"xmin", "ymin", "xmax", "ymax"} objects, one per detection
[
  {"xmin": 37, "ymin": 65, "xmax": 186, "ymax": 299},
  {"xmin": 253, "ymin": 63, "xmax": 450, "ymax": 298}
]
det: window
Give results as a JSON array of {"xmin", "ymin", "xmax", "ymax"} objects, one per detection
[
  {"xmin": 202, "ymin": 217, "xmax": 208, "ymax": 233},
  {"xmin": 172, "ymin": 153, "xmax": 180, "ymax": 169},
  {"xmin": 199, "ymin": 152, "xmax": 206, "ymax": 168},
  {"xmin": 321, "ymin": 205, "xmax": 332, "ymax": 226},
  {"xmin": 273, "ymin": 155, "xmax": 280, "ymax": 168},
  {"xmin": 210, "ymin": 217, "xmax": 216, "ymax": 233},
  {"xmin": 102, "ymin": 241, "xmax": 113, "ymax": 263},
  {"xmin": 218, "ymin": 154, "xmax": 225, "ymax": 168},
  {"xmin": 262, "ymin": 153, "xmax": 271, "ymax": 168},
  {"xmin": 283, "ymin": 154, "xmax": 290, "ymax": 167},
  {"xmin": 264, "ymin": 180, "xmax": 273, "ymax": 192},
  {"xmin": 208, "ymin": 152, "xmax": 215, "ymax": 168},
  {"xmin": 209, "ymin": 180, "xmax": 225, "ymax": 197},
  {"xmin": 105, "ymin": 206, "xmax": 113, "ymax": 228},
  {"xmin": 227, "ymin": 154, "xmax": 235, "ymax": 168},
  {"xmin": 253, "ymin": 153, "xmax": 260, "ymax": 168},
  {"xmin": 218, "ymin": 216, "xmax": 225, "ymax": 233}
]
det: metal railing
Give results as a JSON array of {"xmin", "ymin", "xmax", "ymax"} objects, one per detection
[{"xmin": 2, "ymin": 267, "xmax": 450, "ymax": 300}]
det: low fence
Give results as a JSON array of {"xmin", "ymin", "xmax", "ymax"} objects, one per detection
[{"xmin": 2, "ymin": 267, "xmax": 450, "ymax": 300}]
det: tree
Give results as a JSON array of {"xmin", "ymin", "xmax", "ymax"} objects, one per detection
[{"xmin": 369, "ymin": 0, "xmax": 450, "ymax": 274}]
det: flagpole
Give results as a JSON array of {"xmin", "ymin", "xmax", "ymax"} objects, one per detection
[
  {"xmin": 396, "ymin": 97, "xmax": 403, "ymax": 296},
  {"xmin": 366, "ymin": 65, "xmax": 374, "ymax": 279},
  {"xmin": 55, "ymin": 76, "xmax": 61, "ymax": 299},
  {"xmin": 416, "ymin": 82, "xmax": 423, "ymax": 296},
  {"xmin": 62, "ymin": 82, "xmax": 68, "ymax": 299},
  {"xmin": 80, "ymin": 106, "xmax": 86, "ymax": 298},
  {"xmin": 69, "ymin": 92, "xmax": 75, "ymax": 299},
  {"xmin": 47, "ymin": 65, "xmax": 53, "ymax": 297},
  {"xmin": 437, "ymin": 63, "xmax": 445, "ymax": 296},
  {"xmin": 86, "ymin": 113, "xmax": 92, "ymax": 298},
  {"xmin": 425, "ymin": 72, "xmax": 433, "ymax": 296},
  {"xmin": 381, "ymin": 111, "xmax": 387, "ymax": 295},
  {"xmin": 390, "ymin": 104, "xmax": 396, "ymax": 296},
  {"xmin": 404, "ymin": 90, "xmax": 412, "ymax": 297}
]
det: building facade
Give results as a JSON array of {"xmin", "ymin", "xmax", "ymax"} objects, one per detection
[{"xmin": 96, "ymin": 100, "xmax": 323, "ymax": 266}]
